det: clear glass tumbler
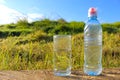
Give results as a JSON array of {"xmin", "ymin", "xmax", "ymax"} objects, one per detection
[{"xmin": 53, "ymin": 35, "xmax": 71, "ymax": 76}]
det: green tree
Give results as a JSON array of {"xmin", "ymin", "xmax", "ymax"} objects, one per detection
[
  {"xmin": 113, "ymin": 22, "xmax": 120, "ymax": 28},
  {"xmin": 16, "ymin": 18, "xmax": 29, "ymax": 29},
  {"xmin": 69, "ymin": 21, "xmax": 85, "ymax": 34},
  {"xmin": 101, "ymin": 23, "xmax": 118, "ymax": 33},
  {"xmin": 57, "ymin": 18, "xmax": 67, "ymax": 24},
  {"xmin": 51, "ymin": 24, "xmax": 71, "ymax": 34}
]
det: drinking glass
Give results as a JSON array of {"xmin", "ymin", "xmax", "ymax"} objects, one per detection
[{"xmin": 53, "ymin": 35, "xmax": 71, "ymax": 76}]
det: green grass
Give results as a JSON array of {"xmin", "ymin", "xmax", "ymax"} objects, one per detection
[{"xmin": 0, "ymin": 31, "xmax": 119, "ymax": 70}]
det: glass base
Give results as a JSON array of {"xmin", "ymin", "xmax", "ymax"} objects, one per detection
[{"xmin": 54, "ymin": 71, "xmax": 71, "ymax": 76}]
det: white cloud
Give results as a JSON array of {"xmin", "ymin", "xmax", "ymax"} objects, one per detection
[
  {"xmin": 0, "ymin": 4, "xmax": 44, "ymax": 24},
  {"xmin": 27, "ymin": 13, "xmax": 44, "ymax": 22},
  {"xmin": 0, "ymin": 4, "xmax": 24, "ymax": 24},
  {"xmin": 0, "ymin": 0, "xmax": 6, "ymax": 4}
]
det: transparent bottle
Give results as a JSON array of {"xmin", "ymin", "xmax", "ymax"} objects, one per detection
[{"xmin": 84, "ymin": 7, "xmax": 102, "ymax": 76}]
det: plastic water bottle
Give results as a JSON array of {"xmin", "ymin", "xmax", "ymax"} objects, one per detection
[{"xmin": 84, "ymin": 7, "xmax": 102, "ymax": 76}]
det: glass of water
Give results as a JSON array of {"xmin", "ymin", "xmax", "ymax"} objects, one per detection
[{"xmin": 53, "ymin": 35, "xmax": 71, "ymax": 76}]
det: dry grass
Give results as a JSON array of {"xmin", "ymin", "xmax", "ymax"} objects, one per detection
[{"xmin": 0, "ymin": 31, "xmax": 119, "ymax": 70}]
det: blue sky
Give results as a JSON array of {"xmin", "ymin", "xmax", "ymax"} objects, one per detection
[{"xmin": 0, "ymin": 0, "xmax": 120, "ymax": 24}]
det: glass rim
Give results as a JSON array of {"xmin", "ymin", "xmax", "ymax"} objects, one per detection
[{"xmin": 53, "ymin": 35, "xmax": 71, "ymax": 38}]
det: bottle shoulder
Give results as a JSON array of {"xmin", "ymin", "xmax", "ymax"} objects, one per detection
[
  {"xmin": 84, "ymin": 17, "xmax": 102, "ymax": 34},
  {"xmin": 84, "ymin": 20, "xmax": 102, "ymax": 35},
  {"xmin": 85, "ymin": 18, "xmax": 102, "ymax": 29}
]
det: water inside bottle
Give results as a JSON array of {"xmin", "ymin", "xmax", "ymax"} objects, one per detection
[{"xmin": 84, "ymin": 44, "xmax": 102, "ymax": 76}]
